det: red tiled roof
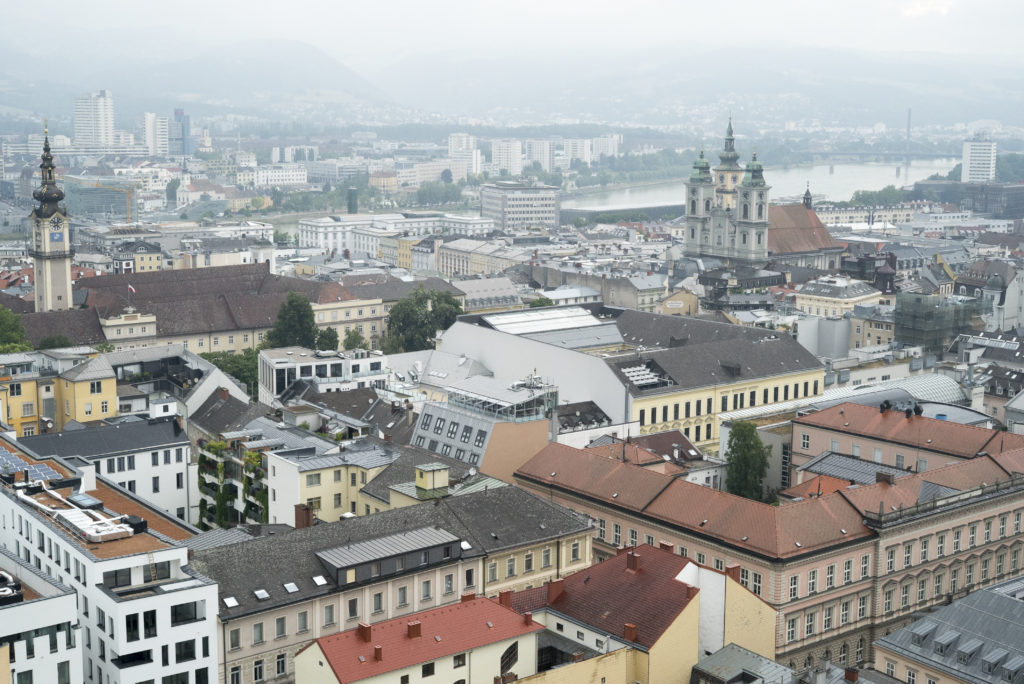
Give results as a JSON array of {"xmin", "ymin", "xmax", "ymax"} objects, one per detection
[
  {"xmin": 780, "ymin": 474, "xmax": 851, "ymax": 500},
  {"xmin": 508, "ymin": 544, "xmax": 697, "ymax": 650},
  {"xmin": 516, "ymin": 444, "xmax": 873, "ymax": 559},
  {"xmin": 793, "ymin": 402, "xmax": 1024, "ymax": 459},
  {"xmin": 768, "ymin": 205, "xmax": 843, "ymax": 256},
  {"xmin": 306, "ymin": 598, "xmax": 542, "ymax": 683}
]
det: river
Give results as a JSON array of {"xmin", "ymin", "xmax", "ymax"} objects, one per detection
[{"xmin": 561, "ymin": 158, "xmax": 959, "ymax": 211}]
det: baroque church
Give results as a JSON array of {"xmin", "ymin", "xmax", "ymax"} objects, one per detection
[
  {"xmin": 682, "ymin": 121, "xmax": 843, "ymax": 269},
  {"xmin": 29, "ymin": 128, "xmax": 74, "ymax": 312}
]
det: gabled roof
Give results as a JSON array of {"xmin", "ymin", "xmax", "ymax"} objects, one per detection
[
  {"xmin": 794, "ymin": 402, "xmax": 1024, "ymax": 459},
  {"xmin": 509, "ymin": 544, "xmax": 698, "ymax": 650},
  {"xmin": 768, "ymin": 204, "xmax": 844, "ymax": 256},
  {"xmin": 19, "ymin": 417, "xmax": 188, "ymax": 458},
  {"xmin": 21, "ymin": 308, "xmax": 106, "ymax": 346},
  {"xmin": 305, "ymin": 598, "xmax": 542, "ymax": 683}
]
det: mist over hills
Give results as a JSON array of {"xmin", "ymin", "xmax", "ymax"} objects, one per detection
[{"xmin": 1, "ymin": 39, "xmax": 1022, "ymax": 131}]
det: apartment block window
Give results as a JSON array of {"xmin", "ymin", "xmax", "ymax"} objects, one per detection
[
  {"xmin": 306, "ymin": 473, "xmax": 321, "ymax": 487},
  {"xmin": 447, "ymin": 422, "xmax": 459, "ymax": 438},
  {"xmin": 982, "ymin": 558, "xmax": 990, "ymax": 582},
  {"xmin": 542, "ymin": 548, "xmax": 551, "ymax": 568},
  {"xmin": 488, "ymin": 563, "xmax": 497, "ymax": 582},
  {"xmin": 444, "ymin": 574, "xmax": 454, "ymax": 595},
  {"xmin": 752, "ymin": 573, "xmax": 762, "ymax": 596},
  {"xmin": 90, "ymin": 380, "xmax": 103, "ymax": 394},
  {"xmin": 843, "ymin": 559, "xmax": 852, "ymax": 584},
  {"xmin": 176, "ymin": 473, "xmax": 184, "ymax": 489},
  {"xmin": 953, "ymin": 529, "xmax": 962, "ymax": 552},
  {"xmin": 999, "ymin": 515, "xmax": 1007, "ymax": 538},
  {"xmin": 789, "ymin": 575, "xmax": 799, "ymax": 599},
  {"xmin": 840, "ymin": 601, "xmax": 849, "ymax": 625},
  {"xmin": 253, "ymin": 622, "xmax": 264, "ymax": 645},
  {"xmin": 904, "ymin": 543, "xmax": 913, "ymax": 568},
  {"xmin": 347, "ymin": 598, "xmax": 359, "ymax": 620},
  {"xmin": 887, "ymin": 548, "xmax": 895, "ymax": 572},
  {"xmin": 461, "ymin": 425, "xmax": 473, "ymax": 443},
  {"xmin": 984, "ymin": 520, "xmax": 992, "ymax": 543},
  {"xmin": 474, "ymin": 430, "xmax": 487, "ymax": 447},
  {"xmin": 800, "ymin": 433, "xmax": 810, "ymax": 450},
  {"xmin": 524, "ymin": 553, "xmax": 533, "ymax": 573},
  {"xmin": 901, "ymin": 584, "xmax": 910, "ymax": 608},
  {"xmin": 918, "ymin": 579, "xmax": 927, "ymax": 602},
  {"xmin": 373, "ymin": 592, "xmax": 383, "ymax": 613},
  {"xmin": 787, "ymin": 618, "xmax": 797, "ymax": 643},
  {"xmin": 152, "ymin": 476, "xmax": 160, "ymax": 493},
  {"xmin": 920, "ymin": 539, "xmax": 929, "ymax": 562},
  {"xmin": 826, "ymin": 564, "xmax": 835, "ymax": 588},
  {"xmin": 229, "ymin": 628, "xmax": 240, "ymax": 650},
  {"xmin": 254, "ymin": 659, "xmax": 264, "ymax": 683},
  {"xmin": 276, "ymin": 654, "xmax": 287, "ymax": 677},
  {"xmin": 805, "ymin": 611, "xmax": 816, "ymax": 636},
  {"xmin": 420, "ymin": 413, "xmax": 432, "ymax": 430},
  {"xmin": 506, "ymin": 557, "xmax": 516, "ymax": 578},
  {"xmin": 422, "ymin": 579, "xmax": 432, "ymax": 600},
  {"xmin": 934, "ymin": 573, "xmax": 943, "ymax": 597},
  {"xmin": 808, "ymin": 569, "xmax": 818, "ymax": 594},
  {"xmin": 969, "ymin": 525, "xmax": 977, "ymax": 547},
  {"xmin": 230, "ymin": 667, "xmax": 241, "ymax": 684},
  {"xmin": 858, "ymin": 595, "xmax": 867, "ymax": 619},
  {"xmin": 324, "ymin": 604, "xmax": 335, "ymax": 626},
  {"xmin": 276, "ymin": 617, "xmax": 286, "ymax": 639},
  {"xmin": 861, "ymin": 554, "xmax": 870, "ymax": 578},
  {"xmin": 823, "ymin": 606, "xmax": 833, "ymax": 630},
  {"xmin": 571, "ymin": 541, "xmax": 581, "ymax": 562},
  {"xmin": 1016, "ymin": 511, "xmax": 1022, "ymax": 534},
  {"xmin": 597, "ymin": 519, "xmax": 606, "ymax": 541},
  {"xmin": 628, "ymin": 528, "xmax": 638, "ymax": 547},
  {"xmin": 398, "ymin": 586, "xmax": 408, "ymax": 607},
  {"xmin": 884, "ymin": 589, "xmax": 893, "ymax": 613},
  {"xmin": 951, "ymin": 568, "xmax": 960, "ymax": 593},
  {"xmin": 613, "ymin": 523, "xmax": 621, "ymax": 546}
]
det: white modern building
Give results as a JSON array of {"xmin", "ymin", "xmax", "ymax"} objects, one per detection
[
  {"xmin": 0, "ymin": 546, "xmax": 82, "ymax": 684},
  {"xmin": 525, "ymin": 139, "xmax": 555, "ymax": 172},
  {"xmin": 0, "ymin": 439, "xmax": 218, "ymax": 684},
  {"xmin": 142, "ymin": 113, "xmax": 169, "ymax": 157},
  {"xmin": 592, "ymin": 133, "xmax": 622, "ymax": 159},
  {"xmin": 447, "ymin": 133, "xmax": 477, "ymax": 156},
  {"xmin": 257, "ymin": 347, "xmax": 389, "ymax": 407},
  {"xmin": 297, "ymin": 214, "xmax": 494, "ymax": 251},
  {"xmin": 563, "ymin": 138, "xmax": 592, "ymax": 165},
  {"xmin": 74, "ymin": 90, "xmax": 115, "ymax": 148},
  {"xmin": 962, "ymin": 138, "xmax": 997, "ymax": 183},
  {"xmin": 253, "ymin": 164, "xmax": 307, "ymax": 187},
  {"xmin": 480, "ymin": 181, "xmax": 560, "ymax": 230},
  {"xmin": 491, "ymin": 140, "xmax": 523, "ymax": 176}
]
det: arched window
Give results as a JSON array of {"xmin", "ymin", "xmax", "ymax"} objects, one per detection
[
  {"xmin": 839, "ymin": 643, "xmax": 848, "ymax": 665},
  {"xmin": 690, "ymin": 228, "xmax": 696, "ymax": 239},
  {"xmin": 758, "ymin": 203, "xmax": 764, "ymax": 219},
  {"xmin": 500, "ymin": 642, "xmax": 519, "ymax": 674},
  {"xmin": 705, "ymin": 199, "xmax": 711, "ymax": 212},
  {"xmin": 690, "ymin": 199, "xmax": 697, "ymax": 214},
  {"xmin": 757, "ymin": 232, "xmax": 763, "ymax": 245},
  {"xmin": 716, "ymin": 235, "xmax": 722, "ymax": 246},
  {"xmin": 742, "ymin": 233, "xmax": 747, "ymax": 245},
  {"xmin": 742, "ymin": 204, "xmax": 749, "ymax": 219}
]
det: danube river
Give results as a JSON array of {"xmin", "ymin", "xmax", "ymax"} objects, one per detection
[{"xmin": 561, "ymin": 158, "xmax": 959, "ymax": 211}]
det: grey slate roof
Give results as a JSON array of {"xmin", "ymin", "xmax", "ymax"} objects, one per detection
[
  {"xmin": 359, "ymin": 448, "xmax": 476, "ymax": 504},
  {"xmin": 20, "ymin": 417, "xmax": 188, "ymax": 459},
  {"xmin": 694, "ymin": 643, "xmax": 794, "ymax": 684},
  {"xmin": 188, "ymin": 485, "xmax": 589, "ymax": 620},
  {"xmin": 797, "ymin": 452, "xmax": 912, "ymax": 485},
  {"xmin": 875, "ymin": 579, "xmax": 1024, "ymax": 684},
  {"xmin": 190, "ymin": 393, "xmax": 267, "ymax": 437}
]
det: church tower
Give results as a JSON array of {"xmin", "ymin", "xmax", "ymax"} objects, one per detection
[
  {"xmin": 714, "ymin": 118, "xmax": 742, "ymax": 211},
  {"xmin": 735, "ymin": 152, "xmax": 771, "ymax": 263},
  {"xmin": 683, "ymin": 149, "xmax": 715, "ymax": 256},
  {"xmin": 29, "ymin": 127, "xmax": 73, "ymax": 312}
]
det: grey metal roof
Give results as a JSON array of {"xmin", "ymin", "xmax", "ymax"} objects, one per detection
[
  {"xmin": 694, "ymin": 643, "xmax": 794, "ymax": 684},
  {"xmin": 61, "ymin": 355, "xmax": 115, "ymax": 382},
  {"xmin": 876, "ymin": 580, "xmax": 1024, "ymax": 684},
  {"xmin": 316, "ymin": 527, "xmax": 460, "ymax": 569},
  {"xmin": 19, "ymin": 417, "xmax": 188, "ymax": 458},
  {"xmin": 524, "ymin": 323, "xmax": 623, "ymax": 349},
  {"xmin": 274, "ymin": 437, "xmax": 406, "ymax": 472},
  {"xmin": 797, "ymin": 452, "xmax": 912, "ymax": 484}
]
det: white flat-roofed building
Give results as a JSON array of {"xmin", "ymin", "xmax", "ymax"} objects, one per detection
[
  {"xmin": 0, "ymin": 438, "xmax": 218, "ymax": 684},
  {"xmin": 491, "ymin": 140, "xmax": 522, "ymax": 177},
  {"xmin": 257, "ymin": 347, "xmax": 389, "ymax": 407},
  {"xmin": 298, "ymin": 214, "xmax": 495, "ymax": 252},
  {"xmin": 0, "ymin": 545, "xmax": 82, "ymax": 684},
  {"xmin": 963, "ymin": 138, "xmax": 997, "ymax": 183},
  {"xmin": 253, "ymin": 164, "xmax": 307, "ymax": 187},
  {"xmin": 480, "ymin": 181, "xmax": 560, "ymax": 231},
  {"xmin": 525, "ymin": 139, "xmax": 554, "ymax": 172}
]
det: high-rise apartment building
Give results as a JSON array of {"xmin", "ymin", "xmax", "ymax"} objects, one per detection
[
  {"xmin": 142, "ymin": 113, "xmax": 169, "ymax": 157},
  {"xmin": 592, "ymin": 133, "xmax": 622, "ymax": 159},
  {"xmin": 563, "ymin": 138, "xmax": 592, "ymax": 165},
  {"xmin": 73, "ymin": 90, "xmax": 115, "ymax": 147},
  {"xmin": 525, "ymin": 140, "xmax": 555, "ymax": 172},
  {"xmin": 491, "ymin": 140, "xmax": 523, "ymax": 176},
  {"xmin": 962, "ymin": 137, "xmax": 997, "ymax": 183},
  {"xmin": 448, "ymin": 133, "xmax": 477, "ymax": 156},
  {"xmin": 170, "ymin": 108, "xmax": 193, "ymax": 156},
  {"xmin": 480, "ymin": 181, "xmax": 559, "ymax": 230}
]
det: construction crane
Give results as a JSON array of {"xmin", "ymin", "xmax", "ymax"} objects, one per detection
[{"xmin": 61, "ymin": 176, "xmax": 136, "ymax": 222}]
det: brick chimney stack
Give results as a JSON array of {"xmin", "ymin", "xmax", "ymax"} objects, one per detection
[
  {"xmin": 626, "ymin": 551, "xmax": 641, "ymax": 572},
  {"xmin": 358, "ymin": 622, "xmax": 372, "ymax": 642},
  {"xmin": 623, "ymin": 623, "xmax": 638, "ymax": 642},
  {"xmin": 374, "ymin": 645, "xmax": 383, "ymax": 661},
  {"xmin": 407, "ymin": 621, "xmax": 421, "ymax": 638},
  {"xmin": 498, "ymin": 590, "xmax": 512, "ymax": 608},
  {"xmin": 547, "ymin": 578, "xmax": 565, "ymax": 603}
]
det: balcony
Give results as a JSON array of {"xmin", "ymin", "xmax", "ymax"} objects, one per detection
[{"xmin": 112, "ymin": 650, "xmax": 153, "ymax": 669}]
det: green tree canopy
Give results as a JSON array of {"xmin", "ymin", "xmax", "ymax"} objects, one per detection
[
  {"xmin": 381, "ymin": 288, "xmax": 463, "ymax": 354},
  {"xmin": 265, "ymin": 292, "xmax": 318, "ymax": 349},
  {"xmin": 724, "ymin": 421, "xmax": 771, "ymax": 501},
  {"xmin": 529, "ymin": 296, "xmax": 555, "ymax": 308},
  {"xmin": 200, "ymin": 349, "xmax": 258, "ymax": 397},
  {"xmin": 343, "ymin": 328, "xmax": 367, "ymax": 350},
  {"xmin": 316, "ymin": 326, "xmax": 339, "ymax": 351},
  {"xmin": 36, "ymin": 335, "xmax": 74, "ymax": 350},
  {"xmin": 0, "ymin": 308, "xmax": 30, "ymax": 352}
]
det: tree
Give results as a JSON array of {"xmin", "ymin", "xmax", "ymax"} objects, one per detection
[
  {"xmin": 381, "ymin": 288, "xmax": 463, "ymax": 354},
  {"xmin": 0, "ymin": 308, "xmax": 30, "ymax": 353},
  {"xmin": 36, "ymin": 335, "xmax": 73, "ymax": 350},
  {"xmin": 529, "ymin": 296, "xmax": 555, "ymax": 308},
  {"xmin": 724, "ymin": 421, "xmax": 771, "ymax": 501},
  {"xmin": 273, "ymin": 229, "xmax": 291, "ymax": 245},
  {"xmin": 265, "ymin": 292, "xmax": 318, "ymax": 349},
  {"xmin": 200, "ymin": 349, "xmax": 258, "ymax": 396},
  {"xmin": 316, "ymin": 326, "xmax": 339, "ymax": 351},
  {"xmin": 343, "ymin": 328, "xmax": 367, "ymax": 350},
  {"xmin": 440, "ymin": 168, "xmax": 453, "ymax": 184},
  {"xmin": 251, "ymin": 197, "xmax": 264, "ymax": 210}
]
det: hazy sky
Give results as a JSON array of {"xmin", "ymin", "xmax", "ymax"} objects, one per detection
[{"xmin": 5, "ymin": 0, "xmax": 1022, "ymax": 73}]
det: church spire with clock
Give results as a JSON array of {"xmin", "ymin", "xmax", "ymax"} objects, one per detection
[{"xmin": 29, "ymin": 126, "xmax": 73, "ymax": 312}]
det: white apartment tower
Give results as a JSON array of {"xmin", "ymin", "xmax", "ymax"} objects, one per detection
[
  {"xmin": 563, "ymin": 138, "xmax": 592, "ymax": 165},
  {"xmin": 448, "ymin": 133, "xmax": 477, "ymax": 156},
  {"xmin": 491, "ymin": 140, "xmax": 523, "ymax": 176},
  {"xmin": 592, "ymin": 133, "xmax": 622, "ymax": 159},
  {"xmin": 962, "ymin": 137, "xmax": 997, "ymax": 183},
  {"xmin": 73, "ymin": 90, "xmax": 115, "ymax": 147},
  {"xmin": 525, "ymin": 140, "xmax": 555, "ymax": 172},
  {"xmin": 142, "ymin": 113, "xmax": 169, "ymax": 157}
]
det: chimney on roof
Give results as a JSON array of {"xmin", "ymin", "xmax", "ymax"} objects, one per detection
[
  {"xmin": 571, "ymin": 651, "xmax": 585, "ymax": 663},
  {"xmin": 374, "ymin": 645, "xmax": 383, "ymax": 662},
  {"xmin": 461, "ymin": 592, "xmax": 476, "ymax": 603},
  {"xmin": 407, "ymin": 621, "xmax": 421, "ymax": 639},
  {"xmin": 294, "ymin": 503, "xmax": 315, "ymax": 529},
  {"xmin": 876, "ymin": 471, "xmax": 895, "ymax": 485},
  {"xmin": 218, "ymin": 386, "xmax": 230, "ymax": 401},
  {"xmin": 547, "ymin": 578, "xmax": 565, "ymax": 604},
  {"xmin": 845, "ymin": 668, "xmax": 859, "ymax": 682},
  {"xmin": 498, "ymin": 590, "xmax": 512, "ymax": 608},
  {"xmin": 524, "ymin": 612, "xmax": 533, "ymax": 625},
  {"xmin": 358, "ymin": 622, "xmax": 372, "ymax": 643},
  {"xmin": 724, "ymin": 564, "xmax": 742, "ymax": 583},
  {"xmin": 626, "ymin": 551, "xmax": 641, "ymax": 572},
  {"xmin": 623, "ymin": 623, "xmax": 638, "ymax": 642},
  {"xmin": 383, "ymin": 434, "xmax": 392, "ymax": 443},
  {"xmin": 659, "ymin": 541, "xmax": 675, "ymax": 553}
]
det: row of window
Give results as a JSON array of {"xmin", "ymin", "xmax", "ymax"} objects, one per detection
[
  {"xmin": 885, "ymin": 514, "xmax": 1023, "ymax": 572},
  {"xmin": 638, "ymin": 381, "xmax": 821, "ymax": 428},
  {"xmin": 419, "ymin": 415, "xmax": 488, "ymax": 448}
]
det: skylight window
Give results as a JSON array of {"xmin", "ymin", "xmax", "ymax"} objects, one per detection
[
  {"xmin": 284, "ymin": 582, "xmax": 299, "ymax": 593},
  {"xmin": 253, "ymin": 589, "xmax": 270, "ymax": 600},
  {"xmin": 223, "ymin": 596, "xmax": 239, "ymax": 608},
  {"xmin": 312, "ymin": 575, "xmax": 328, "ymax": 586}
]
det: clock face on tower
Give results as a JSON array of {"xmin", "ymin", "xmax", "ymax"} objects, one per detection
[{"xmin": 49, "ymin": 216, "xmax": 63, "ymax": 229}]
